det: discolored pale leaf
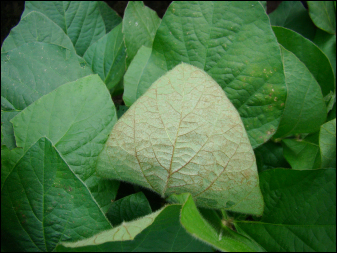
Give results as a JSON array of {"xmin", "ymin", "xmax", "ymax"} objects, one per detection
[
  {"xmin": 97, "ymin": 63, "xmax": 264, "ymax": 215},
  {"xmin": 124, "ymin": 1, "xmax": 287, "ymax": 148},
  {"xmin": 57, "ymin": 205, "xmax": 212, "ymax": 252},
  {"xmin": 83, "ymin": 23, "xmax": 126, "ymax": 92},
  {"xmin": 319, "ymin": 118, "xmax": 336, "ymax": 168},
  {"xmin": 11, "ymin": 74, "xmax": 119, "ymax": 213},
  {"xmin": 1, "ymin": 138, "xmax": 112, "ymax": 252},
  {"xmin": 274, "ymin": 46, "xmax": 327, "ymax": 138},
  {"xmin": 269, "ymin": 1, "xmax": 316, "ymax": 40},
  {"xmin": 123, "ymin": 1, "xmax": 161, "ymax": 66},
  {"xmin": 308, "ymin": 1, "xmax": 336, "ymax": 34}
]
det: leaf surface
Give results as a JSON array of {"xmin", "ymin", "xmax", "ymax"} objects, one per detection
[
  {"xmin": 124, "ymin": 1, "xmax": 287, "ymax": 148},
  {"xmin": 308, "ymin": 1, "xmax": 336, "ymax": 34},
  {"xmin": 319, "ymin": 118, "xmax": 336, "ymax": 168},
  {"xmin": 1, "ymin": 138, "xmax": 112, "ymax": 252},
  {"xmin": 123, "ymin": 1, "xmax": 161, "ymax": 66},
  {"xmin": 1, "ymin": 111, "xmax": 19, "ymax": 149},
  {"xmin": 236, "ymin": 168, "xmax": 336, "ymax": 252},
  {"xmin": 97, "ymin": 63, "xmax": 264, "ymax": 215},
  {"xmin": 11, "ymin": 74, "xmax": 119, "ymax": 212},
  {"xmin": 274, "ymin": 46, "xmax": 327, "ymax": 138}
]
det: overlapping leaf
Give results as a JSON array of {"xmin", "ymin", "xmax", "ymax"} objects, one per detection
[
  {"xmin": 97, "ymin": 63, "xmax": 264, "ymax": 215},
  {"xmin": 319, "ymin": 118, "xmax": 336, "ymax": 168},
  {"xmin": 308, "ymin": 1, "xmax": 336, "ymax": 34}
]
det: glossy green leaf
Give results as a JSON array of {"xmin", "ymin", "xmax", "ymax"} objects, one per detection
[
  {"xmin": 83, "ymin": 23, "xmax": 126, "ymax": 92},
  {"xmin": 1, "ymin": 43, "xmax": 92, "ymax": 111},
  {"xmin": 22, "ymin": 1, "xmax": 121, "ymax": 56},
  {"xmin": 1, "ymin": 111, "xmax": 19, "ymax": 150},
  {"xmin": 97, "ymin": 63, "xmax": 264, "ymax": 215},
  {"xmin": 106, "ymin": 192, "xmax": 152, "ymax": 226},
  {"xmin": 177, "ymin": 193, "xmax": 265, "ymax": 252},
  {"xmin": 269, "ymin": 1, "xmax": 316, "ymax": 40},
  {"xmin": 57, "ymin": 205, "xmax": 213, "ymax": 252},
  {"xmin": 282, "ymin": 133, "xmax": 321, "ymax": 170},
  {"xmin": 273, "ymin": 26, "xmax": 335, "ymax": 97},
  {"xmin": 319, "ymin": 118, "xmax": 336, "ymax": 168},
  {"xmin": 123, "ymin": 45, "xmax": 153, "ymax": 106},
  {"xmin": 1, "ymin": 137, "xmax": 112, "ymax": 252},
  {"xmin": 11, "ymin": 74, "xmax": 119, "ymax": 212},
  {"xmin": 125, "ymin": 1, "xmax": 287, "ymax": 148},
  {"xmin": 254, "ymin": 140, "xmax": 290, "ymax": 172},
  {"xmin": 236, "ymin": 168, "xmax": 336, "ymax": 252},
  {"xmin": 274, "ymin": 46, "xmax": 327, "ymax": 138},
  {"xmin": 308, "ymin": 1, "xmax": 336, "ymax": 34},
  {"xmin": 1, "ymin": 11, "xmax": 75, "ymax": 53},
  {"xmin": 123, "ymin": 1, "xmax": 161, "ymax": 66}
]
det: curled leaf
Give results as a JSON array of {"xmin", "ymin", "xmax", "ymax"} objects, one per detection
[{"xmin": 97, "ymin": 63, "xmax": 263, "ymax": 215}]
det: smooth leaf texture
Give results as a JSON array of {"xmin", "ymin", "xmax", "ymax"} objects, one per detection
[
  {"xmin": 236, "ymin": 168, "xmax": 336, "ymax": 252},
  {"xmin": 273, "ymin": 26, "xmax": 335, "ymax": 97},
  {"xmin": 106, "ymin": 192, "xmax": 152, "ymax": 226},
  {"xmin": 83, "ymin": 23, "xmax": 126, "ymax": 91},
  {"xmin": 123, "ymin": 1, "xmax": 161, "ymax": 66},
  {"xmin": 116, "ymin": 105, "xmax": 129, "ymax": 119},
  {"xmin": 97, "ymin": 63, "xmax": 264, "ymax": 215},
  {"xmin": 1, "ymin": 145, "xmax": 24, "ymax": 190},
  {"xmin": 22, "ymin": 1, "xmax": 122, "ymax": 56},
  {"xmin": 11, "ymin": 74, "xmax": 119, "ymax": 213},
  {"xmin": 123, "ymin": 46, "xmax": 152, "ymax": 106},
  {"xmin": 123, "ymin": 1, "xmax": 287, "ymax": 148},
  {"xmin": 1, "ymin": 42, "xmax": 92, "ymax": 111},
  {"xmin": 1, "ymin": 138, "xmax": 112, "ymax": 252},
  {"xmin": 282, "ymin": 133, "xmax": 321, "ymax": 170},
  {"xmin": 274, "ymin": 46, "xmax": 327, "ymax": 138},
  {"xmin": 1, "ymin": 111, "xmax": 19, "ymax": 149},
  {"xmin": 319, "ymin": 118, "xmax": 336, "ymax": 168},
  {"xmin": 308, "ymin": 1, "xmax": 336, "ymax": 34},
  {"xmin": 269, "ymin": 1, "xmax": 316, "ymax": 40},
  {"xmin": 57, "ymin": 205, "xmax": 213, "ymax": 252}
]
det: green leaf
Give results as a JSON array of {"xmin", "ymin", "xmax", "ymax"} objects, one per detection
[
  {"xmin": 97, "ymin": 1, "xmax": 122, "ymax": 33},
  {"xmin": 272, "ymin": 26, "xmax": 335, "ymax": 97},
  {"xmin": 1, "ymin": 145, "xmax": 24, "ymax": 190},
  {"xmin": 178, "ymin": 193, "xmax": 265, "ymax": 252},
  {"xmin": 97, "ymin": 63, "xmax": 264, "ymax": 215},
  {"xmin": 22, "ymin": 1, "xmax": 121, "ymax": 56},
  {"xmin": 274, "ymin": 46, "xmax": 327, "ymax": 138},
  {"xmin": 282, "ymin": 133, "xmax": 321, "ymax": 170},
  {"xmin": 1, "ymin": 42, "xmax": 92, "ymax": 111},
  {"xmin": 123, "ymin": 1, "xmax": 161, "ymax": 66},
  {"xmin": 57, "ymin": 204, "xmax": 213, "ymax": 252},
  {"xmin": 1, "ymin": 111, "xmax": 19, "ymax": 149},
  {"xmin": 308, "ymin": 1, "xmax": 336, "ymax": 34},
  {"xmin": 83, "ymin": 23, "xmax": 126, "ymax": 92},
  {"xmin": 116, "ymin": 105, "xmax": 129, "ymax": 119},
  {"xmin": 1, "ymin": 137, "xmax": 112, "ymax": 252},
  {"xmin": 269, "ymin": 1, "xmax": 316, "ymax": 40},
  {"xmin": 123, "ymin": 45, "xmax": 153, "ymax": 106},
  {"xmin": 235, "ymin": 168, "xmax": 336, "ymax": 252},
  {"xmin": 106, "ymin": 192, "xmax": 152, "ymax": 226},
  {"xmin": 254, "ymin": 140, "xmax": 290, "ymax": 172},
  {"xmin": 1, "ymin": 11, "xmax": 75, "ymax": 53},
  {"xmin": 319, "ymin": 118, "xmax": 336, "ymax": 168},
  {"xmin": 11, "ymin": 74, "xmax": 119, "ymax": 213},
  {"xmin": 125, "ymin": 1, "xmax": 287, "ymax": 148}
]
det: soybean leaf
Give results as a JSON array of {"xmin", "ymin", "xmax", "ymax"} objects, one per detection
[
  {"xmin": 308, "ymin": 1, "xmax": 336, "ymax": 34},
  {"xmin": 319, "ymin": 118, "xmax": 336, "ymax": 168},
  {"xmin": 1, "ymin": 137, "xmax": 112, "ymax": 252},
  {"xmin": 97, "ymin": 63, "xmax": 264, "ymax": 215},
  {"xmin": 254, "ymin": 140, "xmax": 290, "ymax": 172},
  {"xmin": 83, "ymin": 23, "xmax": 126, "ymax": 92},
  {"xmin": 235, "ymin": 168, "xmax": 336, "ymax": 252},
  {"xmin": 282, "ymin": 133, "xmax": 321, "ymax": 170},
  {"xmin": 56, "ymin": 205, "xmax": 213, "ymax": 252},
  {"xmin": 273, "ymin": 26, "xmax": 335, "ymax": 97},
  {"xmin": 1, "ymin": 145, "xmax": 24, "ymax": 190},
  {"xmin": 124, "ymin": 1, "xmax": 287, "ymax": 148},
  {"xmin": 123, "ymin": 1, "xmax": 161, "ymax": 66},
  {"xmin": 1, "ymin": 111, "xmax": 19, "ymax": 149},
  {"xmin": 274, "ymin": 46, "xmax": 326, "ymax": 138},
  {"xmin": 106, "ymin": 192, "xmax": 152, "ymax": 226},
  {"xmin": 97, "ymin": 1, "xmax": 122, "ymax": 33},
  {"xmin": 123, "ymin": 45, "xmax": 152, "ymax": 106},
  {"xmin": 22, "ymin": 1, "xmax": 121, "ymax": 56},
  {"xmin": 269, "ymin": 1, "xmax": 316, "ymax": 40},
  {"xmin": 1, "ymin": 43, "xmax": 92, "ymax": 111},
  {"xmin": 116, "ymin": 105, "xmax": 129, "ymax": 119},
  {"xmin": 11, "ymin": 74, "xmax": 119, "ymax": 212}
]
